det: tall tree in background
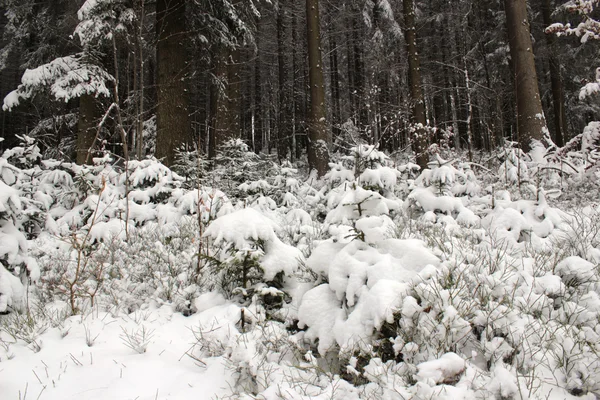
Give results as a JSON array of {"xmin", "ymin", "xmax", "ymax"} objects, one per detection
[
  {"xmin": 403, "ymin": 0, "xmax": 429, "ymax": 168},
  {"xmin": 155, "ymin": 0, "xmax": 192, "ymax": 166},
  {"xmin": 277, "ymin": 0, "xmax": 292, "ymax": 160},
  {"xmin": 306, "ymin": 0, "xmax": 330, "ymax": 176},
  {"xmin": 210, "ymin": 43, "xmax": 242, "ymax": 158},
  {"xmin": 504, "ymin": 0, "xmax": 547, "ymax": 151},
  {"xmin": 541, "ymin": 0, "xmax": 567, "ymax": 147},
  {"xmin": 4, "ymin": 0, "xmax": 600, "ymax": 170}
]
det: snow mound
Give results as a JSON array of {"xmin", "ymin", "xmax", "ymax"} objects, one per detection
[
  {"xmin": 0, "ymin": 264, "xmax": 24, "ymax": 312},
  {"xmin": 416, "ymin": 352, "xmax": 466, "ymax": 385},
  {"xmin": 300, "ymin": 238, "xmax": 439, "ymax": 354},
  {"xmin": 204, "ymin": 207, "xmax": 302, "ymax": 280}
]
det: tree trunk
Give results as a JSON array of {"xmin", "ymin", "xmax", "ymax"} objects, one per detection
[
  {"xmin": 229, "ymin": 47, "xmax": 242, "ymax": 142},
  {"xmin": 136, "ymin": 0, "xmax": 145, "ymax": 159},
  {"xmin": 541, "ymin": 0, "xmax": 567, "ymax": 147},
  {"xmin": 254, "ymin": 23, "xmax": 263, "ymax": 154},
  {"xmin": 155, "ymin": 0, "xmax": 192, "ymax": 166},
  {"xmin": 291, "ymin": 1, "xmax": 299, "ymax": 161},
  {"xmin": 277, "ymin": 2, "xmax": 290, "ymax": 161},
  {"xmin": 504, "ymin": 0, "xmax": 547, "ymax": 151},
  {"xmin": 210, "ymin": 43, "xmax": 241, "ymax": 158},
  {"xmin": 76, "ymin": 94, "xmax": 98, "ymax": 165},
  {"xmin": 329, "ymin": 21, "xmax": 341, "ymax": 146},
  {"xmin": 403, "ymin": 0, "xmax": 429, "ymax": 169},
  {"xmin": 306, "ymin": 0, "xmax": 330, "ymax": 177}
]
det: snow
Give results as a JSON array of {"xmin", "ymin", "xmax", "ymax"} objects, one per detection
[
  {"xmin": 1, "ymin": 305, "xmax": 239, "ymax": 399},
  {"xmin": 416, "ymin": 352, "xmax": 466, "ymax": 385},
  {"xmin": 407, "ymin": 187, "xmax": 464, "ymax": 215},
  {"xmin": 3, "ymin": 137, "xmax": 600, "ymax": 399},
  {"xmin": 555, "ymin": 256, "xmax": 597, "ymax": 283},
  {"xmin": 297, "ymin": 284, "xmax": 344, "ymax": 355},
  {"xmin": 0, "ymin": 264, "xmax": 24, "ymax": 312},
  {"xmin": 204, "ymin": 207, "xmax": 278, "ymax": 250},
  {"xmin": 2, "ymin": 55, "xmax": 113, "ymax": 110}
]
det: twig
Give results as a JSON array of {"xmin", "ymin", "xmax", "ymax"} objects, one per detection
[
  {"xmin": 69, "ymin": 353, "xmax": 83, "ymax": 366},
  {"xmin": 32, "ymin": 370, "xmax": 42, "ymax": 384}
]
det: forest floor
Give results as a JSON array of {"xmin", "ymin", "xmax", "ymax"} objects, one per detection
[{"xmin": 1, "ymin": 140, "xmax": 600, "ymax": 399}]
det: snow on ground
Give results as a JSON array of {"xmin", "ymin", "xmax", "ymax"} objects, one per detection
[
  {"xmin": 2, "ymin": 140, "xmax": 600, "ymax": 399},
  {"xmin": 1, "ymin": 304, "xmax": 237, "ymax": 400}
]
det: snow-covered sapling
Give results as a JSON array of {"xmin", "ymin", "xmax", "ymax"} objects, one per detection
[{"xmin": 203, "ymin": 207, "xmax": 302, "ymax": 308}]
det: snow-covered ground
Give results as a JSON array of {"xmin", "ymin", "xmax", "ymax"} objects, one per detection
[
  {"xmin": 2, "ymin": 305, "xmax": 236, "ymax": 400},
  {"xmin": 2, "ymin": 139, "xmax": 600, "ymax": 399}
]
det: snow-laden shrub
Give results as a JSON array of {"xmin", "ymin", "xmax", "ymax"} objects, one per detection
[
  {"xmin": 204, "ymin": 139, "xmax": 275, "ymax": 199},
  {"xmin": 481, "ymin": 190, "xmax": 567, "ymax": 250},
  {"xmin": 297, "ymin": 239, "xmax": 440, "ymax": 356},
  {"xmin": 0, "ymin": 140, "xmax": 229, "ymax": 315},
  {"xmin": 295, "ymin": 151, "xmax": 442, "ymax": 360},
  {"xmin": 12, "ymin": 152, "xmax": 227, "ymax": 240},
  {"xmin": 172, "ymin": 144, "xmax": 211, "ymax": 189},
  {"xmin": 203, "ymin": 207, "xmax": 303, "ymax": 305},
  {"xmin": 37, "ymin": 216, "xmax": 214, "ymax": 315},
  {"xmin": 493, "ymin": 134, "xmax": 600, "ymax": 206},
  {"xmin": 0, "ymin": 139, "xmax": 42, "ymax": 313},
  {"xmin": 405, "ymin": 155, "xmax": 482, "ymax": 228}
]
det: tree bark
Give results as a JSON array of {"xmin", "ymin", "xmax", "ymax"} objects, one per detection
[
  {"xmin": 403, "ymin": 0, "xmax": 429, "ymax": 169},
  {"xmin": 504, "ymin": 0, "xmax": 547, "ymax": 151},
  {"xmin": 209, "ymin": 43, "xmax": 242, "ymax": 157},
  {"xmin": 254, "ymin": 17, "xmax": 263, "ymax": 154},
  {"xmin": 306, "ymin": 0, "xmax": 330, "ymax": 177},
  {"xmin": 136, "ymin": 0, "xmax": 145, "ymax": 159},
  {"xmin": 327, "ymin": 6, "xmax": 341, "ymax": 147},
  {"xmin": 76, "ymin": 94, "xmax": 98, "ymax": 165},
  {"xmin": 155, "ymin": 0, "xmax": 192, "ymax": 166},
  {"xmin": 541, "ymin": 0, "xmax": 567, "ymax": 147},
  {"xmin": 277, "ymin": 0, "xmax": 291, "ymax": 161}
]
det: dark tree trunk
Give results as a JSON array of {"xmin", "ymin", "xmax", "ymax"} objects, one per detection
[
  {"xmin": 155, "ymin": 0, "xmax": 192, "ymax": 166},
  {"xmin": 291, "ymin": 1, "xmax": 301, "ymax": 161},
  {"xmin": 210, "ymin": 44, "xmax": 241, "ymax": 158},
  {"xmin": 254, "ymin": 22, "xmax": 263, "ymax": 154},
  {"xmin": 306, "ymin": 0, "xmax": 330, "ymax": 177},
  {"xmin": 77, "ymin": 94, "xmax": 99, "ymax": 165},
  {"xmin": 504, "ymin": 0, "xmax": 547, "ymax": 151},
  {"xmin": 277, "ymin": 1, "xmax": 290, "ymax": 160},
  {"xmin": 541, "ymin": 0, "xmax": 567, "ymax": 147},
  {"xmin": 403, "ymin": 0, "xmax": 429, "ymax": 169},
  {"xmin": 327, "ymin": 7, "xmax": 342, "ymax": 147}
]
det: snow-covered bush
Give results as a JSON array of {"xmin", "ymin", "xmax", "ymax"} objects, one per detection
[
  {"xmin": 203, "ymin": 207, "xmax": 302, "ymax": 305},
  {"xmin": 0, "ymin": 140, "xmax": 41, "ymax": 313},
  {"xmin": 296, "ymin": 239, "xmax": 440, "ymax": 356},
  {"xmin": 404, "ymin": 155, "xmax": 482, "ymax": 232},
  {"xmin": 294, "ymin": 149, "xmax": 442, "ymax": 364},
  {"xmin": 204, "ymin": 139, "xmax": 276, "ymax": 201}
]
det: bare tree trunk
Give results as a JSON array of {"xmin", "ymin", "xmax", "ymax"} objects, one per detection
[
  {"xmin": 254, "ymin": 21, "xmax": 263, "ymax": 154},
  {"xmin": 155, "ymin": 0, "xmax": 192, "ymax": 166},
  {"xmin": 541, "ymin": 0, "xmax": 567, "ymax": 147},
  {"xmin": 77, "ymin": 94, "xmax": 98, "ymax": 165},
  {"xmin": 277, "ymin": 1, "xmax": 290, "ymax": 161},
  {"xmin": 504, "ymin": 0, "xmax": 547, "ymax": 151},
  {"xmin": 306, "ymin": 0, "xmax": 330, "ymax": 177},
  {"xmin": 229, "ymin": 47, "xmax": 242, "ymax": 142},
  {"xmin": 136, "ymin": 0, "xmax": 145, "ymax": 159},
  {"xmin": 210, "ymin": 46, "xmax": 230, "ymax": 158},
  {"xmin": 291, "ymin": 2, "xmax": 299, "ymax": 161},
  {"xmin": 328, "ymin": 18, "xmax": 341, "ymax": 145},
  {"xmin": 403, "ymin": 0, "xmax": 429, "ymax": 169}
]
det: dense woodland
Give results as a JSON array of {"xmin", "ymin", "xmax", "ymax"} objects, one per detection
[
  {"xmin": 1, "ymin": 0, "xmax": 599, "ymax": 172},
  {"xmin": 3, "ymin": 1, "xmax": 600, "ymax": 399}
]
